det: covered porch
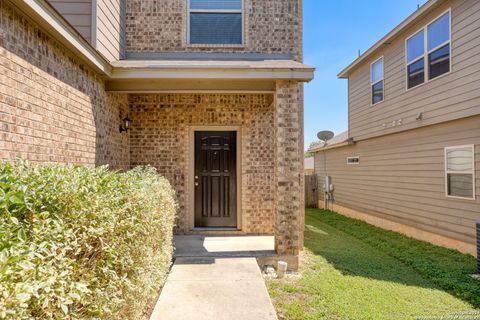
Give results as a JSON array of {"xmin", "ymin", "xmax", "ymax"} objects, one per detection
[{"xmin": 106, "ymin": 59, "xmax": 314, "ymax": 266}]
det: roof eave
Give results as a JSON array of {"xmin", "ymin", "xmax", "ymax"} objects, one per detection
[
  {"xmin": 14, "ymin": 0, "xmax": 112, "ymax": 76},
  {"xmin": 309, "ymin": 139, "xmax": 355, "ymax": 153},
  {"xmin": 110, "ymin": 67, "xmax": 316, "ymax": 82},
  {"xmin": 337, "ymin": 0, "xmax": 443, "ymax": 79}
]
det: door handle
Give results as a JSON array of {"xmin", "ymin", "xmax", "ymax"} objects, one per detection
[{"xmin": 195, "ymin": 182, "xmax": 199, "ymax": 187}]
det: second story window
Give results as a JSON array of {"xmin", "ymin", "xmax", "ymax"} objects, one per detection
[
  {"xmin": 406, "ymin": 11, "xmax": 451, "ymax": 89},
  {"xmin": 371, "ymin": 57, "xmax": 384, "ymax": 105},
  {"xmin": 188, "ymin": 0, "xmax": 243, "ymax": 45}
]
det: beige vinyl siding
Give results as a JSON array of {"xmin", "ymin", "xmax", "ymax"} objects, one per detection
[
  {"xmin": 49, "ymin": 0, "xmax": 93, "ymax": 43},
  {"xmin": 95, "ymin": 0, "xmax": 125, "ymax": 61},
  {"xmin": 315, "ymin": 115, "xmax": 480, "ymax": 246},
  {"xmin": 348, "ymin": 0, "xmax": 480, "ymax": 141}
]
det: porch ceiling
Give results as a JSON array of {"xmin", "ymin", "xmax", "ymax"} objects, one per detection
[{"xmin": 106, "ymin": 59, "xmax": 315, "ymax": 93}]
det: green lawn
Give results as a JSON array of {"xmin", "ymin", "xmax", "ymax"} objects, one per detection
[{"xmin": 267, "ymin": 209, "xmax": 480, "ymax": 320}]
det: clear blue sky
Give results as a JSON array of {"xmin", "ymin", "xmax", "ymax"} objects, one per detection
[{"xmin": 303, "ymin": 0, "xmax": 428, "ymax": 149}]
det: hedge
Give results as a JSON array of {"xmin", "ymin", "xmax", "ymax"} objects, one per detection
[{"xmin": 0, "ymin": 161, "xmax": 177, "ymax": 319}]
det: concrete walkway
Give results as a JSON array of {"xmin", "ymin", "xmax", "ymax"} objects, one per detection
[{"xmin": 149, "ymin": 236, "xmax": 278, "ymax": 320}]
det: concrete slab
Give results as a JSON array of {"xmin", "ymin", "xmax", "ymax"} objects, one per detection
[
  {"xmin": 174, "ymin": 235, "xmax": 275, "ymax": 257},
  {"xmin": 149, "ymin": 236, "xmax": 278, "ymax": 320},
  {"xmin": 150, "ymin": 257, "xmax": 277, "ymax": 320}
]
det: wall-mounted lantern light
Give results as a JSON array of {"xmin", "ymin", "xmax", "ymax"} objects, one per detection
[{"xmin": 119, "ymin": 117, "xmax": 131, "ymax": 133}]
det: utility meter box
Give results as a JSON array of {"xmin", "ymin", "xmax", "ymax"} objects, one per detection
[{"xmin": 324, "ymin": 176, "xmax": 333, "ymax": 193}]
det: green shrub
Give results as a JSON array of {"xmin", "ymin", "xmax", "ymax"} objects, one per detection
[{"xmin": 0, "ymin": 161, "xmax": 177, "ymax": 319}]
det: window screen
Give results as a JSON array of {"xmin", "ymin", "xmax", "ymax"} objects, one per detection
[
  {"xmin": 406, "ymin": 11, "xmax": 450, "ymax": 89},
  {"xmin": 190, "ymin": 13, "xmax": 242, "ymax": 44},
  {"xmin": 407, "ymin": 58, "xmax": 425, "ymax": 89},
  {"xmin": 371, "ymin": 58, "xmax": 383, "ymax": 83},
  {"xmin": 445, "ymin": 146, "xmax": 475, "ymax": 199},
  {"xmin": 347, "ymin": 157, "xmax": 360, "ymax": 165},
  {"xmin": 189, "ymin": 0, "xmax": 243, "ymax": 45},
  {"xmin": 427, "ymin": 12, "xmax": 450, "ymax": 80},
  {"xmin": 428, "ymin": 12, "xmax": 450, "ymax": 51},
  {"xmin": 429, "ymin": 43, "xmax": 450, "ymax": 80},
  {"xmin": 190, "ymin": 0, "xmax": 242, "ymax": 10},
  {"xmin": 371, "ymin": 58, "xmax": 384, "ymax": 104},
  {"xmin": 407, "ymin": 30, "xmax": 424, "ymax": 63}
]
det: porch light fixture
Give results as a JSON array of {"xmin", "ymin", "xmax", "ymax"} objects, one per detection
[{"xmin": 119, "ymin": 117, "xmax": 131, "ymax": 133}]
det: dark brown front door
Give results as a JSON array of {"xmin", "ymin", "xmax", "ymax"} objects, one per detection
[{"xmin": 194, "ymin": 131, "xmax": 237, "ymax": 228}]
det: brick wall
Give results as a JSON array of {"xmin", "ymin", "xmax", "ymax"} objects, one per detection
[
  {"xmin": 0, "ymin": 0, "xmax": 305, "ymax": 253},
  {"xmin": 0, "ymin": 0, "xmax": 129, "ymax": 169},
  {"xmin": 274, "ymin": 81, "xmax": 304, "ymax": 256},
  {"xmin": 128, "ymin": 93, "xmax": 276, "ymax": 234},
  {"xmin": 125, "ymin": 0, "xmax": 303, "ymax": 61}
]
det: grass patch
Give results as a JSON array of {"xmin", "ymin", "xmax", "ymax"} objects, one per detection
[{"xmin": 267, "ymin": 209, "xmax": 480, "ymax": 320}]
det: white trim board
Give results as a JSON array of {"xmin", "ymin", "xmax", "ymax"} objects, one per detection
[{"xmin": 109, "ymin": 68, "xmax": 314, "ymax": 81}]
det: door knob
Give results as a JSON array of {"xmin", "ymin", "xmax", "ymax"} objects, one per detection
[{"xmin": 195, "ymin": 182, "xmax": 199, "ymax": 187}]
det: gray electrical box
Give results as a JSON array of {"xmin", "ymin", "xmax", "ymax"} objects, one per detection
[{"xmin": 324, "ymin": 176, "xmax": 333, "ymax": 193}]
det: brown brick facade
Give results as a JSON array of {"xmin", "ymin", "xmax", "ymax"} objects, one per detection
[
  {"xmin": 125, "ymin": 0, "xmax": 303, "ymax": 61},
  {"xmin": 128, "ymin": 94, "xmax": 276, "ymax": 234},
  {"xmin": 0, "ymin": 0, "xmax": 305, "ymax": 259},
  {"xmin": 274, "ymin": 81, "xmax": 304, "ymax": 256},
  {"xmin": 0, "ymin": 1, "xmax": 129, "ymax": 169}
]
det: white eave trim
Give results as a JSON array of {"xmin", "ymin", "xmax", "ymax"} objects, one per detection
[
  {"xmin": 10, "ymin": 0, "xmax": 314, "ymax": 82},
  {"xmin": 337, "ymin": 0, "xmax": 443, "ymax": 78},
  {"xmin": 14, "ymin": 0, "xmax": 111, "ymax": 76},
  {"xmin": 110, "ymin": 68, "xmax": 315, "ymax": 82}
]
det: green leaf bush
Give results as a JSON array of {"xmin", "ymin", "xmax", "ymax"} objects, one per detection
[{"xmin": 0, "ymin": 161, "xmax": 177, "ymax": 319}]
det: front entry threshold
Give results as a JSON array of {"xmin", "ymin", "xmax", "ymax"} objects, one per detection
[
  {"xmin": 187, "ymin": 228, "xmax": 245, "ymax": 236},
  {"xmin": 174, "ymin": 235, "xmax": 275, "ymax": 258},
  {"xmin": 192, "ymin": 227, "xmax": 239, "ymax": 231}
]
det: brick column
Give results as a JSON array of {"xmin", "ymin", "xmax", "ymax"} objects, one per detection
[{"xmin": 274, "ymin": 81, "xmax": 304, "ymax": 258}]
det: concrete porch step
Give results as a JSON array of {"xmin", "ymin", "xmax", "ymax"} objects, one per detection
[{"xmin": 174, "ymin": 235, "xmax": 276, "ymax": 258}]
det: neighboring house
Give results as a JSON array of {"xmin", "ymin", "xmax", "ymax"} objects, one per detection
[
  {"xmin": 0, "ymin": 0, "xmax": 314, "ymax": 267},
  {"xmin": 311, "ymin": 0, "xmax": 479, "ymax": 256},
  {"xmin": 304, "ymin": 156, "xmax": 314, "ymax": 175}
]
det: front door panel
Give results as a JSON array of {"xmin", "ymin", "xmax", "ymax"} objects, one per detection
[{"xmin": 194, "ymin": 131, "xmax": 237, "ymax": 228}]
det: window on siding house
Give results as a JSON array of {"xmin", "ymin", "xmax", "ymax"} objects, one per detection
[
  {"xmin": 189, "ymin": 0, "xmax": 243, "ymax": 45},
  {"xmin": 371, "ymin": 58, "xmax": 384, "ymax": 105},
  {"xmin": 347, "ymin": 157, "xmax": 360, "ymax": 165},
  {"xmin": 445, "ymin": 145, "xmax": 475, "ymax": 200},
  {"xmin": 406, "ymin": 11, "xmax": 450, "ymax": 89}
]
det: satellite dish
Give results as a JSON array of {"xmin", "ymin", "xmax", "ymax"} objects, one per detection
[{"xmin": 317, "ymin": 130, "xmax": 334, "ymax": 142}]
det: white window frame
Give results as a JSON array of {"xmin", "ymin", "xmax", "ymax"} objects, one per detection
[
  {"xmin": 405, "ymin": 8, "xmax": 452, "ymax": 91},
  {"xmin": 370, "ymin": 56, "xmax": 384, "ymax": 106},
  {"xmin": 347, "ymin": 156, "xmax": 360, "ymax": 165},
  {"xmin": 444, "ymin": 145, "xmax": 476, "ymax": 200},
  {"xmin": 187, "ymin": 0, "xmax": 245, "ymax": 46}
]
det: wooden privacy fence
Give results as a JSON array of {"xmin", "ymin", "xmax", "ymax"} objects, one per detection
[{"xmin": 305, "ymin": 174, "xmax": 319, "ymax": 208}]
